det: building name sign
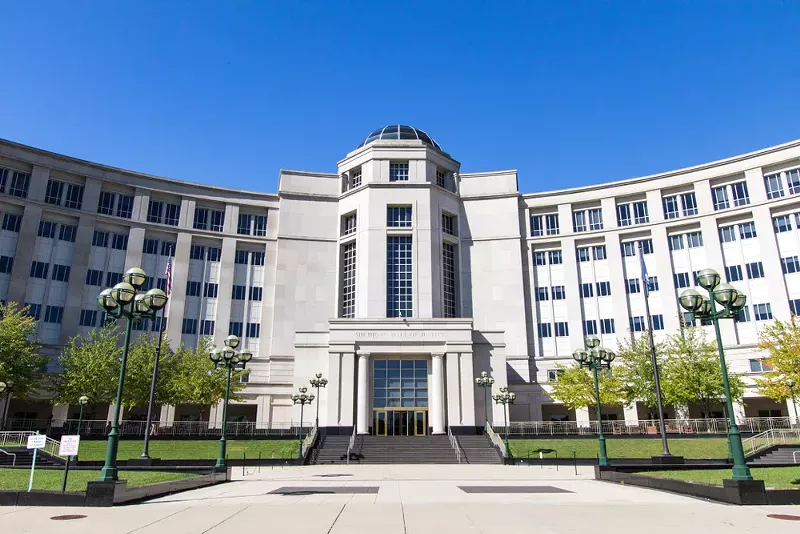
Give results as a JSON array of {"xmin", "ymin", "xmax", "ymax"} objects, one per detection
[{"xmin": 354, "ymin": 331, "xmax": 446, "ymax": 339}]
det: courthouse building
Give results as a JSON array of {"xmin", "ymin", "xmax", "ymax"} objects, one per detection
[{"xmin": 0, "ymin": 126, "xmax": 799, "ymax": 433}]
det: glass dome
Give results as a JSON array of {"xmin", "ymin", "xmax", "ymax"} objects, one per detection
[{"xmin": 357, "ymin": 125, "xmax": 441, "ymax": 150}]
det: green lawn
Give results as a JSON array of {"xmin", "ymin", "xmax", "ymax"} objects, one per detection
[
  {"xmin": 509, "ymin": 438, "xmax": 728, "ymax": 459},
  {"xmin": 645, "ymin": 467, "xmax": 800, "ymax": 489},
  {"xmin": 0, "ymin": 468, "xmax": 198, "ymax": 492},
  {"xmin": 77, "ymin": 439, "xmax": 298, "ymax": 461}
]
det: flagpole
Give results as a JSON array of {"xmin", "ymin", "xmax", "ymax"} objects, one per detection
[{"xmin": 639, "ymin": 241, "xmax": 672, "ymax": 457}]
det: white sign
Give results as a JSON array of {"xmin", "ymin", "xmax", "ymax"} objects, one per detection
[
  {"xmin": 58, "ymin": 435, "xmax": 80, "ymax": 456},
  {"xmin": 26, "ymin": 434, "xmax": 47, "ymax": 449}
]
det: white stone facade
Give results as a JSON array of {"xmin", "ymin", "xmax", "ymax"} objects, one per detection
[{"xmin": 1, "ymin": 128, "xmax": 799, "ymax": 429}]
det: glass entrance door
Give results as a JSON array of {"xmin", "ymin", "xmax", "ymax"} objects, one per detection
[{"xmin": 372, "ymin": 409, "xmax": 428, "ymax": 436}]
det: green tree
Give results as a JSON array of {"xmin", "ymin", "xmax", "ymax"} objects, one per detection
[
  {"xmin": 0, "ymin": 302, "xmax": 48, "ymax": 399},
  {"xmin": 754, "ymin": 318, "xmax": 800, "ymax": 402},
  {"xmin": 661, "ymin": 327, "xmax": 745, "ymax": 415},
  {"xmin": 615, "ymin": 332, "xmax": 666, "ymax": 413},
  {"xmin": 548, "ymin": 363, "xmax": 624, "ymax": 410},
  {"xmin": 120, "ymin": 333, "xmax": 181, "ymax": 409},
  {"xmin": 53, "ymin": 324, "xmax": 121, "ymax": 405}
]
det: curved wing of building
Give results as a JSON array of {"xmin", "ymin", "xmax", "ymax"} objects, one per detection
[{"xmin": 1, "ymin": 130, "xmax": 798, "ymax": 431}]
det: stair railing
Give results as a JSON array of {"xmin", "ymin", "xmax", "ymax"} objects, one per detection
[
  {"xmin": 301, "ymin": 421, "xmax": 319, "ymax": 461},
  {"xmin": 447, "ymin": 426, "xmax": 464, "ymax": 464},
  {"xmin": 0, "ymin": 448, "xmax": 16, "ymax": 466},
  {"xmin": 742, "ymin": 428, "xmax": 800, "ymax": 456},
  {"xmin": 346, "ymin": 426, "xmax": 356, "ymax": 465},
  {"xmin": 485, "ymin": 422, "xmax": 508, "ymax": 458}
]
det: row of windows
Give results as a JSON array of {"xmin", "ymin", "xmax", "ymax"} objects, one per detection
[
  {"xmin": 764, "ymin": 167, "xmax": 800, "ymax": 199},
  {"xmin": 572, "ymin": 208, "xmax": 603, "ymax": 232},
  {"xmin": 616, "ymin": 201, "xmax": 649, "ymax": 227},
  {"xmin": 668, "ymin": 231, "xmax": 704, "ymax": 250},
  {"xmin": 0, "ymin": 168, "xmax": 31, "ymax": 198},
  {"xmin": 237, "ymin": 213, "xmax": 267, "ymax": 236},
  {"xmin": 181, "ymin": 318, "xmax": 260, "ymax": 337},
  {"xmin": 625, "ymin": 276, "xmax": 658, "ymax": 294},
  {"xmin": 38, "ymin": 221, "xmax": 77, "ymax": 242},
  {"xmin": 148, "ymin": 200, "xmax": 181, "ymax": 226},
  {"xmin": 227, "ymin": 321, "xmax": 261, "ymax": 338},
  {"xmin": 712, "ymin": 181, "xmax": 750, "ymax": 211},
  {"xmin": 97, "ymin": 191, "xmax": 134, "ymax": 219},
  {"xmin": 2, "ymin": 214, "xmax": 21, "ymax": 232},
  {"xmin": 579, "ymin": 281, "xmax": 612, "ymax": 298},
  {"xmin": 24, "ymin": 303, "xmax": 63, "ymax": 323},
  {"xmin": 143, "ymin": 239, "xmax": 177, "ymax": 257},
  {"xmin": 663, "ymin": 192, "xmax": 697, "ymax": 219},
  {"xmin": 45, "ymin": 179, "xmax": 84, "ymax": 210},
  {"xmin": 193, "ymin": 207, "xmax": 225, "ymax": 232},
  {"xmin": 92, "ymin": 230, "xmax": 129, "ymax": 250},
  {"xmin": 576, "ymin": 245, "xmax": 606, "ymax": 262},
  {"xmin": 230, "ymin": 284, "xmax": 263, "ymax": 301},
  {"xmin": 29, "ymin": 261, "xmax": 71, "ymax": 281},
  {"xmin": 190, "ymin": 245, "xmax": 222, "ymax": 261},
  {"xmin": 535, "ymin": 286, "xmax": 566, "ymax": 301},
  {"xmin": 719, "ymin": 221, "xmax": 757, "ymax": 242},
  {"xmin": 342, "ymin": 167, "xmax": 362, "ymax": 192},
  {"xmin": 235, "ymin": 250, "xmax": 265, "ymax": 266},
  {"xmin": 537, "ymin": 321, "xmax": 569, "ymax": 338},
  {"xmin": 725, "ymin": 262, "xmax": 765, "ymax": 281}
]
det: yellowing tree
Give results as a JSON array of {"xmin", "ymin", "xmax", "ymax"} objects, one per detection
[
  {"xmin": 548, "ymin": 364, "xmax": 624, "ymax": 410},
  {"xmin": 755, "ymin": 318, "xmax": 800, "ymax": 401}
]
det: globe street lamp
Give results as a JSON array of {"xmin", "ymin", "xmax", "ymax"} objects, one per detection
[
  {"xmin": 787, "ymin": 378, "xmax": 798, "ymax": 428},
  {"xmin": 309, "ymin": 373, "xmax": 327, "ymax": 427},
  {"xmin": 679, "ymin": 269, "xmax": 752, "ymax": 481},
  {"xmin": 209, "ymin": 335, "xmax": 252, "ymax": 471},
  {"xmin": 493, "ymin": 386, "xmax": 515, "ymax": 458},
  {"xmin": 96, "ymin": 268, "xmax": 168, "ymax": 482},
  {"xmin": 573, "ymin": 335, "xmax": 616, "ymax": 467},
  {"xmin": 475, "ymin": 371, "xmax": 495, "ymax": 427},
  {"xmin": 292, "ymin": 387, "xmax": 314, "ymax": 458}
]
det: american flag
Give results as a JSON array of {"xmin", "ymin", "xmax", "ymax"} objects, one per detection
[
  {"xmin": 639, "ymin": 241, "xmax": 651, "ymax": 296},
  {"xmin": 164, "ymin": 257, "xmax": 173, "ymax": 298}
]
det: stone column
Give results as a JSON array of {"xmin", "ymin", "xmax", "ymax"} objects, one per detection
[
  {"xmin": 430, "ymin": 353, "xmax": 445, "ymax": 434},
  {"xmin": 787, "ymin": 397, "xmax": 799, "ymax": 426},
  {"xmin": 732, "ymin": 401, "xmax": 747, "ymax": 425},
  {"xmin": 575, "ymin": 407, "xmax": 590, "ymax": 428},
  {"xmin": 356, "ymin": 352, "xmax": 370, "ymax": 434},
  {"xmin": 51, "ymin": 404, "xmax": 69, "ymax": 426},
  {"xmin": 623, "ymin": 402, "xmax": 639, "ymax": 426}
]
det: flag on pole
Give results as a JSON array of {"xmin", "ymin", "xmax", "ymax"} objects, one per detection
[
  {"xmin": 162, "ymin": 257, "xmax": 173, "ymax": 325},
  {"xmin": 639, "ymin": 242, "xmax": 650, "ymax": 296}
]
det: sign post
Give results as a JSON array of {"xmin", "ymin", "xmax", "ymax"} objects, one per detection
[
  {"xmin": 26, "ymin": 432, "xmax": 47, "ymax": 492},
  {"xmin": 58, "ymin": 435, "xmax": 80, "ymax": 493}
]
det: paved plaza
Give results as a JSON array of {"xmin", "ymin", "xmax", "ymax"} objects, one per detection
[{"xmin": 1, "ymin": 465, "xmax": 799, "ymax": 533}]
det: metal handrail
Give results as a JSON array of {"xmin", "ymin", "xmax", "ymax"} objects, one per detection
[
  {"xmin": 491, "ymin": 417, "xmax": 794, "ymax": 436},
  {"xmin": 301, "ymin": 422, "xmax": 318, "ymax": 460},
  {"xmin": 0, "ymin": 431, "xmax": 65, "ymax": 458},
  {"xmin": 485, "ymin": 422, "xmax": 508, "ymax": 458},
  {"xmin": 447, "ymin": 426, "xmax": 463, "ymax": 464},
  {"xmin": 346, "ymin": 427, "xmax": 356, "ymax": 465},
  {"xmin": 742, "ymin": 428, "xmax": 800, "ymax": 456},
  {"xmin": 0, "ymin": 447, "xmax": 16, "ymax": 466}
]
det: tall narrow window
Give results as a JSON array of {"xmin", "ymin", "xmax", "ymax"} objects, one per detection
[
  {"xmin": 680, "ymin": 192, "xmax": 698, "ymax": 216},
  {"xmin": 764, "ymin": 174, "xmax": 785, "ymax": 199},
  {"xmin": 9, "ymin": 171, "xmax": 30, "ymax": 198},
  {"xmin": 342, "ymin": 213, "xmax": 357, "ymax": 236},
  {"xmin": 633, "ymin": 201, "xmax": 649, "ymax": 224},
  {"xmin": 237, "ymin": 213, "xmax": 252, "ymax": 235},
  {"xmin": 341, "ymin": 242, "xmax": 357, "ymax": 318},
  {"xmin": 97, "ymin": 191, "xmax": 116, "ymax": 215},
  {"xmin": 545, "ymin": 214, "xmax": 559, "ymax": 235},
  {"xmin": 442, "ymin": 242, "xmax": 458, "ymax": 318},
  {"xmin": 148, "ymin": 200, "xmax": 164, "ymax": 223},
  {"xmin": 44, "ymin": 180, "xmax": 64, "ymax": 205},
  {"xmin": 387, "ymin": 206, "xmax": 412, "ymax": 227},
  {"xmin": 64, "ymin": 183, "xmax": 84, "ymax": 209},
  {"xmin": 387, "ymin": 236, "xmax": 412, "ymax": 318},
  {"xmin": 442, "ymin": 213, "xmax": 457, "ymax": 236},
  {"xmin": 116, "ymin": 195, "xmax": 134, "ymax": 218},
  {"xmin": 389, "ymin": 162, "xmax": 409, "ymax": 182}
]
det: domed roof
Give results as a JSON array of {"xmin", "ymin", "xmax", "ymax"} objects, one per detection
[{"xmin": 357, "ymin": 125, "xmax": 441, "ymax": 150}]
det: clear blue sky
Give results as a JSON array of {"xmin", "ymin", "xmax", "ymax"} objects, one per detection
[{"xmin": 1, "ymin": 1, "xmax": 798, "ymax": 194}]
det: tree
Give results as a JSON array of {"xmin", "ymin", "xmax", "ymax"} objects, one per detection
[
  {"xmin": 120, "ymin": 333, "xmax": 181, "ymax": 409},
  {"xmin": 661, "ymin": 327, "xmax": 745, "ymax": 416},
  {"xmin": 0, "ymin": 302, "xmax": 48, "ymax": 399},
  {"xmin": 548, "ymin": 363, "xmax": 624, "ymax": 411},
  {"xmin": 53, "ymin": 325, "xmax": 122, "ymax": 405},
  {"xmin": 754, "ymin": 318, "xmax": 800, "ymax": 402},
  {"xmin": 615, "ymin": 332, "xmax": 666, "ymax": 413}
]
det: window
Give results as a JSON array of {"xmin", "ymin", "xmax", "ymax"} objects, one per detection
[
  {"xmin": 44, "ymin": 305, "xmax": 64, "ymax": 324},
  {"xmin": 580, "ymin": 283, "xmax": 594, "ymax": 298},
  {"xmin": 38, "ymin": 221, "xmax": 56, "ymax": 239},
  {"xmin": 207, "ymin": 247, "xmax": 221, "ymax": 262},
  {"xmin": 29, "ymin": 261, "xmax": 49, "ymax": 279},
  {"xmin": 711, "ymin": 186, "xmax": 730, "ymax": 210},
  {"xmin": 51, "ymin": 264, "xmax": 71, "ymax": 282},
  {"xmin": 572, "ymin": 211, "xmax": 586, "ymax": 232},
  {"xmin": 753, "ymin": 303, "xmax": 773, "ymax": 321},
  {"xmin": 387, "ymin": 206, "xmax": 412, "ymax": 227},
  {"xmin": 732, "ymin": 182, "xmax": 750, "ymax": 206},
  {"xmin": 583, "ymin": 320, "xmax": 597, "ymax": 335},
  {"xmin": 548, "ymin": 250, "xmax": 562, "ymax": 265},
  {"xmin": 596, "ymin": 281, "xmax": 611, "ymax": 296},
  {"xmin": 621, "ymin": 242, "xmax": 636, "ymax": 257},
  {"xmin": 44, "ymin": 179, "xmax": 64, "ymax": 205},
  {"xmin": 551, "ymin": 286, "xmax": 565, "ymax": 300},
  {"xmin": 790, "ymin": 299, "xmax": 800, "ymax": 316},
  {"xmin": 242, "ymin": 322, "xmax": 260, "ymax": 338},
  {"xmin": 0, "ymin": 255, "xmax": 13, "ymax": 274},
  {"xmin": 600, "ymin": 318, "xmax": 615, "ymax": 334},
  {"xmin": 533, "ymin": 251, "xmax": 546, "ymax": 266},
  {"xmin": 9, "ymin": 171, "xmax": 30, "ymax": 197},
  {"xmin": 554, "ymin": 322, "xmax": 569, "ymax": 337},
  {"xmin": 59, "ymin": 224, "xmax": 77, "ymax": 242},
  {"xmin": 389, "ymin": 162, "xmax": 409, "ymax": 182},
  {"xmin": 577, "ymin": 248, "xmax": 590, "ymax": 262},
  {"xmin": 547, "ymin": 369, "xmax": 565, "ymax": 382},
  {"xmin": 652, "ymin": 315, "xmax": 664, "ymax": 330},
  {"xmin": 663, "ymin": 195, "xmax": 679, "ymax": 219},
  {"xmin": 147, "ymin": 200, "xmax": 164, "ymax": 223},
  {"xmin": 387, "ymin": 236, "xmax": 413, "ymax": 318},
  {"xmin": 389, "ymin": 161, "xmax": 408, "ymax": 182},
  {"xmin": 204, "ymin": 283, "xmax": 219, "ymax": 298},
  {"xmin": 442, "ymin": 213, "xmax": 457, "ymax": 236},
  {"xmin": 338, "ymin": 213, "xmax": 357, "ymax": 237},
  {"xmin": 530, "ymin": 214, "xmax": 543, "ymax": 236},
  {"xmin": 193, "ymin": 208, "xmax": 209, "ymax": 230},
  {"xmin": 0, "ymin": 168, "xmax": 5, "ymax": 192},
  {"xmin": 2, "ymin": 214, "xmax": 21, "ymax": 232},
  {"xmin": 79, "ymin": 309, "xmax": 97, "ymax": 327},
  {"xmin": 156, "ymin": 278, "xmax": 167, "ymax": 292},
  {"xmin": 341, "ymin": 242, "xmax": 356, "ymax": 317},
  {"xmin": 251, "ymin": 251, "xmax": 265, "ymax": 266},
  {"xmin": 588, "ymin": 208, "xmax": 603, "ymax": 230},
  {"xmin": 746, "ymin": 261, "xmax": 764, "ymax": 279},
  {"xmin": 106, "ymin": 272, "xmax": 123, "ymax": 286},
  {"xmin": 764, "ymin": 173, "xmax": 785, "ymax": 199},
  {"xmin": 630, "ymin": 316, "xmax": 646, "ymax": 332},
  {"xmin": 640, "ymin": 239, "xmax": 654, "ymax": 254},
  {"xmin": 537, "ymin": 323, "xmax": 552, "ymax": 338},
  {"xmin": 687, "ymin": 231, "xmax": 704, "ymax": 248},
  {"xmin": 633, "ymin": 201, "xmax": 649, "ymax": 224},
  {"xmin": 111, "ymin": 234, "xmax": 128, "ymax": 250},
  {"xmin": 616, "ymin": 204, "xmax": 631, "ymax": 226},
  {"xmin": 436, "ymin": 168, "xmax": 446, "ymax": 188},
  {"xmin": 164, "ymin": 203, "xmax": 180, "ymax": 226},
  {"xmin": 647, "ymin": 276, "xmax": 659, "ymax": 292},
  {"xmin": 735, "ymin": 306, "xmax": 751, "ymax": 323},
  {"xmin": 739, "ymin": 222, "xmax": 757, "ymax": 239},
  {"xmin": 160, "ymin": 241, "xmax": 176, "ymax": 256},
  {"xmin": 749, "ymin": 359, "xmax": 773, "ymax": 373},
  {"xmin": 719, "ymin": 226, "xmax": 737, "ymax": 243},
  {"xmin": 774, "ymin": 215, "xmax": 793, "ymax": 233},
  {"xmin": 253, "ymin": 215, "xmax": 267, "ymax": 236},
  {"xmin": 231, "ymin": 285, "xmax": 246, "ymax": 300},
  {"xmin": 92, "ymin": 230, "xmax": 108, "ymax": 247},
  {"xmin": 25, "ymin": 303, "xmax": 42, "ymax": 320},
  {"xmin": 143, "ymin": 239, "xmax": 158, "ymax": 255},
  {"xmin": 181, "ymin": 318, "xmax": 198, "ymax": 335},
  {"xmin": 530, "ymin": 213, "xmax": 561, "ymax": 237},
  {"xmin": 351, "ymin": 168, "xmax": 362, "ymax": 189},
  {"xmin": 97, "ymin": 191, "xmax": 115, "ymax": 215},
  {"xmin": 248, "ymin": 286, "xmax": 263, "ymax": 301},
  {"xmin": 64, "ymin": 183, "xmax": 83, "ymax": 209},
  {"xmin": 200, "ymin": 320, "xmax": 215, "ymax": 336},
  {"xmin": 625, "ymin": 279, "xmax": 641, "ymax": 294},
  {"xmin": 535, "ymin": 287, "xmax": 549, "ymax": 301},
  {"xmin": 781, "ymin": 256, "xmax": 800, "ymax": 274},
  {"xmin": 186, "ymin": 281, "xmax": 201, "ymax": 297},
  {"xmin": 681, "ymin": 192, "xmax": 698, "ymax": 216},
  {"xmin": 545, "ymin": 214, "xmax": 559, "ymax": 236},
  {"xmin": 592, "ymin": 245, "xmax": 606, "ymax": 260},
  {"xmin": 668, "ymin": 234, "xmax": 684, "ymax": 251},
  {"xmin": 674, "ymin": 272, "xmax": 690, "ymax": 288},
  {"xmin": 116, "ymin": 195, "xmax": 134, "ymax": 218},
  {"xmin": 229, "ymin": 321, "xmax": 243, "ymax": 337},
  {"xmin": 190, "ymin": 245, "xmax": 205, "ymax": 260},
  {"xmin": 209, "ymin": 210, "xmax": 224, "ymax": 232},
  {"xmin": 85, "ymin": 269, "xmax": 103, "ymax": 286},
  {"xmin": 788, "ymin": 169, "xmax": 800, "ymax": 195},
  {"xmin": 442, "ymin": 242, "xmax": 458, "ymax": 318},
  {"xmin": 725, "ymin": 265, "xmax": 743, "ymax": 282}
]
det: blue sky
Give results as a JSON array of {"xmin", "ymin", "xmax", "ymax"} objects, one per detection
[{"xmin": 1, "ymin": 1, "xmax": 798, "ymax": 194}]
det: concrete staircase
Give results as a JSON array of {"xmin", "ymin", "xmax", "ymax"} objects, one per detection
[
  {"xmin": 455, "ymin": 435, "xmax": 504, "ymax": 464},
  {"xmin": 748, "ymin": 445, "xmax": 800, "ymax": 465},
  {"xmin": 0, "ymin": 448, "xmax": 64, "ymax": 467},
  {"xmin": 309, "ymin": 434, "xmax": 353, "ymax": 465},
  {"xmin": 353, "ymin": 435, "xmax": 459, "ymax": 464}
]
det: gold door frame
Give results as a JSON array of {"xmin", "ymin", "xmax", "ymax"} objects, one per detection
[{"xmin": 372, "ymin": 408, "xmax": 428, "ymax": 436}]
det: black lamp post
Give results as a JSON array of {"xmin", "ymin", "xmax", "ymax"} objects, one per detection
[
  {"xmin": 96, "ymin": 268, "xmax": 168, "ymax": 482},
  {"xmin": 309, "ymin": 373, "xmax": 327, "ymax": 427},
  {"xmin": 573, "ymin": 335, "xmax": 615, "ymax": 467},
  {"xmin": 492, "ymin": 386, "xmax": 515, "ymax": 457},
  {"xmin": 209, "ymin": 335, "xmax": 252, "ymax": 472},
  {"xmin": 0, "ymin": 381, "xmax": 6, "ymax": 430},
  {"xmin": 75, "ymin": 395, "xmax": 88, "ymax": 460},
  {"xmin": 475, "ymin": 371, "xmax": 494, "ymax": 427},
  {"xmin": 679, "ymin": 269, "xmax": 752, "ymax": 481},
  {"xmin": 292, "ymin": 387, "xmax": 314, "ymax": 458},
  {"xmin": 787, "ymin": 378, "xmax": 798, "ymax": 428}
]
